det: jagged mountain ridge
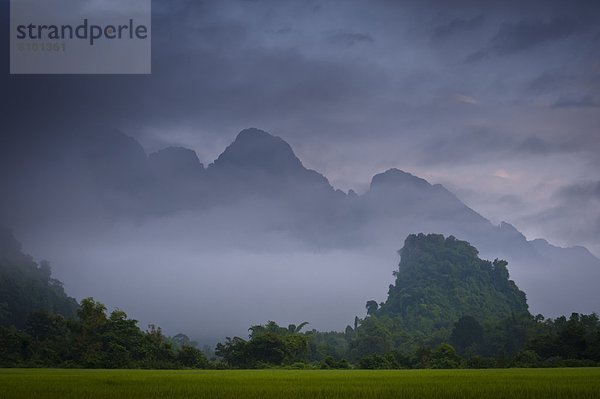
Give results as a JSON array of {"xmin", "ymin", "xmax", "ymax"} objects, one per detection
[
  {"xmin": 0, "ymin": 127, "xmax": 598, "ymax": 317},
  {"xmin": 0, "ymin": 125, "xmax": 596, "ymax": 258},
  {"xmin": 204, "ymin": 128, "xmax": 338, "ymax": 205}
]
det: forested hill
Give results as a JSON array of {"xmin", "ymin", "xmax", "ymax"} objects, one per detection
[
  {"xmin": 0, "ymin": 228, "xmax": 78, "ymax": 328},
  {"xmin": 375, "ymin": 234, "xmax": 530, "ymax": 334}
]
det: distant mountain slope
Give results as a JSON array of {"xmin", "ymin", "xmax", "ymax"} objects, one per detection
[
  {"xmin": 377, "ymin": 233, "xmax": 530, "ymax": 334},
  {"xmin": 0, "ymin": 228, "xmax": 78, "ymax": 328},
  {"xmin": 362, "ymin": 169, "xmax": 533, "ymax": 256}
]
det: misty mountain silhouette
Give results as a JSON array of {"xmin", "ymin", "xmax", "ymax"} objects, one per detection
[
  {"xmin": 206, "ymin": 128, "xmax": 336, "ymax": 202},
  {"xmin": 149, "ymin": 147, "xmax": 204, "ymax": 178},
  {"xmin": 211, "ymin": 128, "xmax": 304, "ymax": 173},
  {"xmin": 370, "ymin": 168, "xmax": 430, "ymax": 190},
  {"xmin": 0, "ymin": 126, "xmax": 598, "ymax": 316},
  {"xmin": 366, "ymin": 168, "xmax": 489, "ymax": 229}
]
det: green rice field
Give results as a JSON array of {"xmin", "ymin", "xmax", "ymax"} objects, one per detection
[{"xmin": 1, "ymin": 368, "xmax": 599, "ymax": 399}]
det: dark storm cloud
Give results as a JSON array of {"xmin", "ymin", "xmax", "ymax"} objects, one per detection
[
  {"xmin": 560, "ymin": 181, "xmax": 600, "ymax": 200},
  {"xmin": 2, "ymin": 0, "xmax": 599, "ymax": 207},
  {"xmin": 2, "ymin": 0, "xmax": 392, "ymax": 142},
  {"xmin": 419, "ymin": 127, "xmax": 564, "ymax": 165},
  {"xmin": 528, "ymin": 72, "xmax": 570, "ymax": 94},
  {"xmin": 552, "ymin": 95, "xmax": 600, "ymax": 109},
  {"xmin": 2, "ymin": 0, "xmax": 598, "ymax": 145},
  {"xmin": 432, "ymin": 15, "xmax": 484, "ymax": 42},
  {"xmin": 466, "ymin": 18, "xmax": 578, "ymax": 62},
  {"xmin": 517, "ymin": 136, "xmax": 560, "ymax": 155},
  {"xmin": 496, "ymin": 194, "xmax": 528, "ymax": 208},
  {"xmin": 328, "ymin": 31, "xmax": 374, "ymax": 47},
  {"xmin": 522, "ymin": 180, "xmax": 600, "ymax": 258},
  {"xmin": 492, "ymin": 18, "xmax": 578, "ymax": 55},
  {"xmin": 3, "ymin": 0, "xmax": 600, "ymax": 335}
]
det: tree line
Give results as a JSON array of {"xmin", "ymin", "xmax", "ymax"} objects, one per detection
[
  {"xmin": 2, "ymin": 298, "xmax": 599, "ymax": 369},
  {"xmin": 0, "ymin": 298, "xmax": 209, "ymax": 368},
  {"xmin": 1, "ymin": 230, "xmax": 599, "ymax": 369}
]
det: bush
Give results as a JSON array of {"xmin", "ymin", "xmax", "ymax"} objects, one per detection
[
  {"xmin": 358, "ymin": 354, "xmax": 392, "ymax": 369},
  {"xmin": 511, "ymin": 350, "xmax": 541, "ymax": 368},
  {"xmin": 465, "ymin": 356, "xmax": 498, "ymax": 369}
]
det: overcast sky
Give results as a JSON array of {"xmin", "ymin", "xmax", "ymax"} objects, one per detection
[{"xmin": 2, "ymin": 0, "xmax": 599, "ymax": 256}]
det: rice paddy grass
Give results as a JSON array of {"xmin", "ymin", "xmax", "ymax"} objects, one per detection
[{"xmin": 1, "ymin": 367, "xmax": 599, "ymax": 399}]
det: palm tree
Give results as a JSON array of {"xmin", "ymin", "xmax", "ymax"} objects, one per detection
[{"xmin": 287, "ymin": 321, "xmax": 309, "ymax": 334}]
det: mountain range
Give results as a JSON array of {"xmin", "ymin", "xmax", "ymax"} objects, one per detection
[{"xmin": 0, "ymin": 127, "xmax": 599, "ymax": 319}]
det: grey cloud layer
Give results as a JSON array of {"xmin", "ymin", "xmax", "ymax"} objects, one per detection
[
  {"xmin": 2, "ymin": 0, "xmax": 600, "ymax": 254},
  {"xmin": 521, "ymin": 181, "xmax": 600, "ymax": 258}
]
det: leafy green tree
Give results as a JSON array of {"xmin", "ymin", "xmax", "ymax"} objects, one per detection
[
  {"xmin": 25, "ymin": 311, "xmax": 68, "ymax": 342},
  {"xmin": 216, "ymin": 321, "xmax": 309, "ymax": 368},
  {"xmin": 319, "ymin": 355, "xmax": 350, "ymax": 369},
  {"xmin": 350, "ymin": 316, "xmax": 393, "ymax": 359},
  {"xmin": 305, "ymin": 330, "xmax": 350, "ymax": 362},
  {"xmin": 75, "ymin": 298, "xmax": 108, "ymax": 366},
  {"xmin": 143, "ymin": 324, "xmax": 177, "ymax": 368},
  {"xmin": 511, "ymin": 350, "xmax": 541, "ymax": 367},
  {"xmin": 414, "ymin": 346, "xmax": 433, "ymax": 368},
  {"xmin": 365, "ymin": 300, "xmax": 379, "ymax": 315},
  {"xmin": 287, "ymin": 322, "xmax": 309, "ymax": 334},
  {"xmin": 24, "ymin": 311, "xmax": 72, "ymax": 365},
  {"xmin": 176, "ymin": 345, "xmax": 209, "ymax": 368},
  {"xmin": 358, "ymin": 353, "xmax": 392, "ymax": 369},
  {"xmin": 101, "ymin": 309, "xmax": 145, "ymax": 368},
  {"xmin": 450, "ymin": 315, "xmax": 483, "ymax": 353},
  {"xmin": 215, "ymin": 337, "xmax": 248, "ymax": 368},
  {"xmin": 170, "ymin": 333, "xmax": 197, "ymax": 349},
  {"xmin": 430, "ymin": 343, "xmax": 461, "ymax": 369},
  {"xmin": 245, "ymin": 332, "xmax": 287, "ymax": 365},
  {"xmin": 528, "ymin": 312, "xmax": 600, "ymax": 362},
  {"xmin": 0, "ymin": 326, "xmax": 29, "ymax": 366}
]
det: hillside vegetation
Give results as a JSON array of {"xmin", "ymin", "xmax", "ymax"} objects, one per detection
[
  {"xmin": 0, "ymin": 228, "xmax": 77, "ymax": 328},
  {"xmin": 375, "ymin": 233, "xmax": 529, "ymax": 339}
]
